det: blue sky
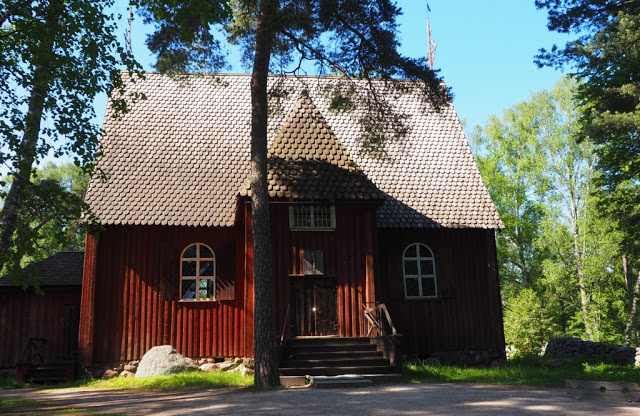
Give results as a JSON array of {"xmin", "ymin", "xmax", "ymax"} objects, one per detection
[
  {"xmin": 114, "ymin": 0, "xmax": 569, "ymax": 134},
  {"xmin": 394, "ymin": 0, "xmax": 569, "ymax": 131}
]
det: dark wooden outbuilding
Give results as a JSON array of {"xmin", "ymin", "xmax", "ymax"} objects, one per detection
[{"xmin": 0, "ymin": 251, "xmax": 83, "ymax": 369}]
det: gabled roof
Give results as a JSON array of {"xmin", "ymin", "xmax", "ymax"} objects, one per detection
[
  {"xmin": 0, "ymin": 251, "xmax": 84, "ymax": 287},
  {"xmin": 241, "ymin": 92, "xmax": 384, "ymax": 201},
  {"xmin": 86, "ymin": 73, "xmax": 503, "ymax": 229}
]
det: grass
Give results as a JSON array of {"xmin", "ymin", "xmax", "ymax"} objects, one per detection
[
  {"xmin": 0, "ymin": 397, "xmax": 122, "ymax": 415},
  {"xmin": 0, "ymin": 378, "xmax": 27, "ymax": 389},
  {"xmin": 56, "ymin": 369, "xmax": 254, "ymax": 390},
  {"xmin": 403, "ymin": 354, "xmax": 640, "ymax": 387}
]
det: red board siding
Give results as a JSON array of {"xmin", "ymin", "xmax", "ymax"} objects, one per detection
[
  {"xmin": 85, "ymin": 225, "xmax": 248, "ymax": 365},
  {"xmin": 378, "ymin": 228, "xmax": 505, "ymax": 356},
  {"xmin": 268, "ymin": 204, "xmax": 378, "ymax": 338},
  {"xmin": 0, "ymin": 287, "xmax": 80, "ymax": 368}
]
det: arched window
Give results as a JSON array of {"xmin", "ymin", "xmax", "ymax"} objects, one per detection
[
  {"xmin": 403, "ymin": 243, "xmax": 437, "ymax": 298},
  {"xmin": 180, "ymin": 243, "xmax": 215, "ymax": 300}
]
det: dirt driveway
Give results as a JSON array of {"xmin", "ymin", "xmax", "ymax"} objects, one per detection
[{"xmin": 2, "ymin": 383, "xmax": 640, "ymax": 415}]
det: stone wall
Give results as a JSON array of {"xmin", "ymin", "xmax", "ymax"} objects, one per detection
[{"xmin": 543, "ymin": 337, "xmax": 635, "ymax": 366}]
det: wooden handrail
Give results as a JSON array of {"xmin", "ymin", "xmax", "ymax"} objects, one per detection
[
  {"xmin": 363, "ymin": 302, "xmax": 397, "ymax": 341},
  {"xmin": 280, "ymin": 304, "xmax": 290, "ymax": 343}
]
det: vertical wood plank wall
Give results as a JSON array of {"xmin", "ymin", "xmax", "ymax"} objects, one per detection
[
  {"xmin": 0, "ymin": 288, "xmax": 80, "ymax": 368},
  {"xmin": 268, "ymin": 204, "xmax": 378, "ymax": 339},
  {"xmin": 80, "ymin": 210, "xmax": 504, "ymax": 364},
  {"xmin": 378, "ymin": 228, "xmax": 505, "ymax": 355},
  {"xmin": 86, "ymin": 225, "xmax": 248, "ymax": 365}
]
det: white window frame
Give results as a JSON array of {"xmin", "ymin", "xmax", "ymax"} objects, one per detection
[
  {"xmin": 403, "ymin": 243, "xmax": 437, "ymax": 299},
  {"xmin": 180, "ymin": 243, "xmax": 216, "ymax": 301},
  {"xmin": 289, "ymin": 205, "xmax": 336, "ymax": 231}
]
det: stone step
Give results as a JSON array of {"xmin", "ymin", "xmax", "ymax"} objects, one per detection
[
  {"xmin": 310, "ymin": 375, "xmax": 373, "ymax": 389},
  {"xmin": 280, "ymin": 375, "xmax": 308, "ymax": 388},
  {"xmin": 281, "ymin": 357, "xmax": 390, "ymax": 368},
  {"xmin": 285, "ymin": 343, "xmax": 378, "ymax": 353},
  {"xmin": 280, "ymin": 365, "xmax": 397, "ymax": 377},
  {"xmin": 286, "ymin": 337, "xmax": 372, "ymax": 347},
  {"xmin": 284, "ymin": 350, "xmax": 384, "ymax": 361}
]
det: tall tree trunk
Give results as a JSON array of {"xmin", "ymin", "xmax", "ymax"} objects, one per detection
[
  {"xmin": 570, "ymin": 200, "xmax": 593, "ymax": 340},
  {"xmin": 250, "ymin": 0, "xmax": 279, "ymax": 389},
  {"xmin": 0, "ymin": 64, "xmax": 50, "ymax": 270},
  {"xmin": 625, "ymin": 269, "xmax": 640, "ymax": 346},
  {"xmin": 0, "ymin": 0, "xmax": 59, "ymax": 273}
]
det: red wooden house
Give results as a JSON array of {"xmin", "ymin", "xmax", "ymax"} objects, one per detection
[{"xmin": 79, "ymin": 74, "xmax": 505, "ymax": 368}]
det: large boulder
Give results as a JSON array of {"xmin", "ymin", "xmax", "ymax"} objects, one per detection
[{"xmin": 135, "ymin": 345, "xmax": 199, "ymax": 378}]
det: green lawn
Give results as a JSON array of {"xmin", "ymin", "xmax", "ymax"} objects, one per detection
[
  {"xmin": 403, "ymin": 355, "xmax": 640, "ymax": 387},
  {"xmin": 3, "ymin": 355, "xmax": 639, "ymax": 394},
  {"xmin": 0, "ymin": 397, "xmax": 123, "ymax": 415}
]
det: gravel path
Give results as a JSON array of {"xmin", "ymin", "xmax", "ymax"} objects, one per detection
[{"xmin": 2, "ymin": 383, "xmax": 640, "ymax": 415}]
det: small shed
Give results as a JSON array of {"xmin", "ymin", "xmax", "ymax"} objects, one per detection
[{"xmin": 0, "ymin": 251, "xmax": 83, "ymax": 369}]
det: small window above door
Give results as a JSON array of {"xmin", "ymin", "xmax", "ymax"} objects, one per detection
[{"xmin": 289, "ymin": 205, "xmax": 336, "ymax": 230}]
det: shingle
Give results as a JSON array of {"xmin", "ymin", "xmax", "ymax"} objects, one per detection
[
  {"xmin": 0, "ymin": 251, "xmax": 84, "ymax": 287},
  {"xmin": 86, "ymin": 73, "xmax": 503, "ymax": 230}
]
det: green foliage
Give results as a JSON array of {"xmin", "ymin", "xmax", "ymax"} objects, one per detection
[
  {"xmin": 1, "ymin": 162, "xmax": 90, "ymax": 282},
  {"xmin": 404, "ymin": 356, "xmax": 640, "ymax": 387},
  {"xmin": 476, "ymin": 78, "xmax": 629, "ymax": 350},
  {"xmin": 503, "ymin": 288, "xmax": 560, "ymax": 354},
  {"xmin": 0, "ymin": 0, "xmax": 142, "ymax": 283},
  {"xmin": 537, "ymin": 3, "xmax": 640, "ymax": 344},
  {"xmin": 0, "ymin": 0, "xmax": 139, "ymax": 173},
  {"xmin": 536, "ymin": 1, "xmax": 640, "ymax": 192}
]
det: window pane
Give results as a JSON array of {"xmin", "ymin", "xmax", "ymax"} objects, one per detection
[
  {"xmin": 199, "ymin": 245, "xmax": 213, "ymax": 258},
  {"xmin": 405, "ymin": 277, "xmax": 420, "ymax": 297},
  {"xmin": 183, "ymin": 244, "xmax": 197, "ymax": 258},
  {"xmin": 200, "ymin": 261, "xmax": 214, "ymax": 276},
  {"xmin": 181, "ymin": 279, "xmax": 196, "ymax": 299},
  {"xmin": 404, "ymin": 259, "xmax": 418, "ymax": 275},
  {"xmin": 420, "ymin": 259, "xmax": 434, "ymax": 275},
  {"xmin": 404, "ymin": 244, "xmax": 417, "ymax": 258},
  {"xmin": 182, "ymin": 261, "xmax": 196, "ymax": 276},
  {"xmin": 422, "ymin": 277, "xmax": 436, "ymax": 297},
  {"xmin": 293, "ymin": 206, "xmax": 312, "ymax": 228},
  {"xmin": 199, "ymin": 278, "xmax": 215, "ymax": 299},
  {"xmin": 313, "ymin": 206, "xmax": 332, "ymax": 228}
]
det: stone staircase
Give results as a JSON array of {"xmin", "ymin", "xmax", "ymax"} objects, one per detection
[{"xmin": 279, "ymin": 337, "xmax": 401, "ymax": 388}]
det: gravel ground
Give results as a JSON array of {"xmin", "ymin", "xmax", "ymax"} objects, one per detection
[{"xmin": 2, "ymin": 383, "xmax": 640, "ymax": 415}]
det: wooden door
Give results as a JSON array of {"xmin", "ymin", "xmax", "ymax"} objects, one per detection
[{"xmin": 290, "ymin": 277, "xmax": 338, "ymax": 336}]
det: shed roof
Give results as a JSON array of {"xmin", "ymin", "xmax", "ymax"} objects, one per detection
[
  {"xmin": 86, "ymin": 73, "xmax": 503, "ymax": 229},
  {"xmin": 0, "ymin": 251, "xmax": 84, "ymax": 287}
]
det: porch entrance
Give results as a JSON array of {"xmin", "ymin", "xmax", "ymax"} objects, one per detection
[{"xmin": 290, "ymin": 277, "xmax": 338, "ymax": 336}]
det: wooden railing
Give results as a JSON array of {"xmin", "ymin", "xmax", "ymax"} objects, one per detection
[
  {"xmin": 280, "ymin": 304, "xmax": 291, "ymax": 344},
  {"xmin": 363, "ymin": 302, "xmax": 397, "ymax": 341},
  {"xmin": 19, "ymin": 337, "xmax": 46, "ymax": 364}
]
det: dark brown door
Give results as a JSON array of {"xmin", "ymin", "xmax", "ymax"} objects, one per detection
[{"xmin": 290, "ymin": 277, "xmax": 338, "ymax": 336}]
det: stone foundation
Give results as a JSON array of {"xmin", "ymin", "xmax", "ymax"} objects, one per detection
[{"xmin": 85, "ymin": 356, "xmax": 254, "ymax": 379}]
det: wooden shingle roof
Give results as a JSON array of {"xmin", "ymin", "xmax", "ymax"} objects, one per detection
[
  {"xmin": 86, "ymin": 73, "xmax": 503, "ymax": 229},
  {"xmin": 0, "ymin": 251, "xmax": 84, "ymax": 287}
]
